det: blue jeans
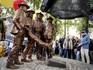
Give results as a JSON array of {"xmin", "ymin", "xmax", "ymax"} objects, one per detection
[
  {"xmin": 76, "ymin": 51, "xmax": 80, "ymax": 61},
  {"xmin": 59, "ymin": 48, "xmax": 63, "ymax": 57},
  {"xmin": 62, "ymin": 48, "xmax": 68, "ymax": 58}
]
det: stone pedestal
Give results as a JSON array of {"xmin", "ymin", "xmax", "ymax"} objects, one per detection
[{"xmin": 47, "ymin": 56, "xmax": 93, "ymax": 70}]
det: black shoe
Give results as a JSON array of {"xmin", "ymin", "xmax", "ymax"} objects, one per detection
[
  {"xmin": 6, "ymin": 64, "xmax": 19, "ymax": 69},
  {"xmin": 48, "ymin": 55, "xmax": 52, "ymax": 59},
  {"xmin": 40, "ymin": 57, "xmax": 46, "ymax": 61}
]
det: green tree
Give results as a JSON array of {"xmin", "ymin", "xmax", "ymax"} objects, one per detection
[
  {"xmin": 77, "ymin": 17, "xmax": 89, "ymax": 33},
  {"xmin": 90, "ymin": 0, "xmax": 93, "ymax": 8},
  {"xmin": 33, "ymin": 0, "xmax": 42, "ymax": 10}
]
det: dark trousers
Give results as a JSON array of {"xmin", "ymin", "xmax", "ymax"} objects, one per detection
[
  {"xmin": 62, "ymin": 48, "xmax": 68, "ymax": 58},
  {"xmin": 68, "ymin": 49, "xmax": 72, "ymax": 59},
  {"xmin": 68, "ymin": 49, "xmax": 76, "ymax": 59}
]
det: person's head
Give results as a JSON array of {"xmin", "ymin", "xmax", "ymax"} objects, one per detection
[
  {"xmin": 36, "ymin": 12, "xmax": 44, "ymax": 19},
  {"xmin": 56, "ymin": 40, "xmax": 58, "ymax": 43},
  {"xmin": 26, "ymin": 9, "xmax": 35, "ymax": 18},
  {"xmin": 81, "ymin": 31, "xmax": 87, "ymax": 37},
  {"xmin": 66, "ymin": 35, "xmax": 69, "ymax": 39},
  {"xmin": 47, "ymin": 17, "xmax": 53, "ymax": 23},
  {"xmin": 19, "ymin": 2, "xmax": 29, "ymax": 12},
  {"xmin": 75, "ymin": 37, "xmax": 79, "ymax": 40}
]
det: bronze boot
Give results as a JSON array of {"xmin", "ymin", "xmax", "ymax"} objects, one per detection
[
  {"xmin": 21, "ymin": 59, "xmax": 30, "ymax": 62},
  {"xmin": 6, "ymin": 62, "xmax": 19, "ymax": 69},
  {"xmin": 14, "ymin": 61, "xmax": 24, "ymax": 65}
]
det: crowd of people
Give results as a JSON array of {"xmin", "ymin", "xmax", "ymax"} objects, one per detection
[{"xmin": 54, "ymin": 31, "xmax": 93, "ymax": 64}]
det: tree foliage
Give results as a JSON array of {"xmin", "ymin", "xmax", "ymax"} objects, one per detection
[
  {"xmin": 90, "ymin": 0, "xmax": 93, "ymax": 8},
  {"xmin": 76, "ymin": 17, "xmax": 88, "ymax": 32},
  {"xmin": 33, "ymin": 0, "xmax": 42, "ymax": 10}
]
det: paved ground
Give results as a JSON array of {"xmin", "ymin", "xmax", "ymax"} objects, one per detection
[
  {"xmin": 0, "ymin": 55, "xmax": 66, "ymax": 70},
  {"xmin": 0, "ymin": 55, "xmax": 93, "ymax": 70}
]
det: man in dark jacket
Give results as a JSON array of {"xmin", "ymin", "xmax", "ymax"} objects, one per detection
[{"xmin": 0, "ymin": 18, "xmax": 5, "ymax": 41}]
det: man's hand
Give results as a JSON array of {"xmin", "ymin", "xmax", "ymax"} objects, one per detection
[
  {"xmin": 13, "ymin": 20, "xmax": 21, "ymax": 30},
  {"xmin": 44, "ymin": 42, "xmax": 52, "ymax": 48},
  {"xmin": 78, "ymin": 43, "xmax": 82, "ymax": 47},
  {"xmin": 24, "ymin": 25, "xmax": 30, "ymax": 30},
  {"xmin": 74, "ymin": 49, "xmax": 77, "ymax": 52},
  {"xmin": 18, "ymin": 26, "xmax": 21, "ymax": 30},
  {"xmin": 45, "ymin": 43, "xmax": 49, "ymax": 47}
]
